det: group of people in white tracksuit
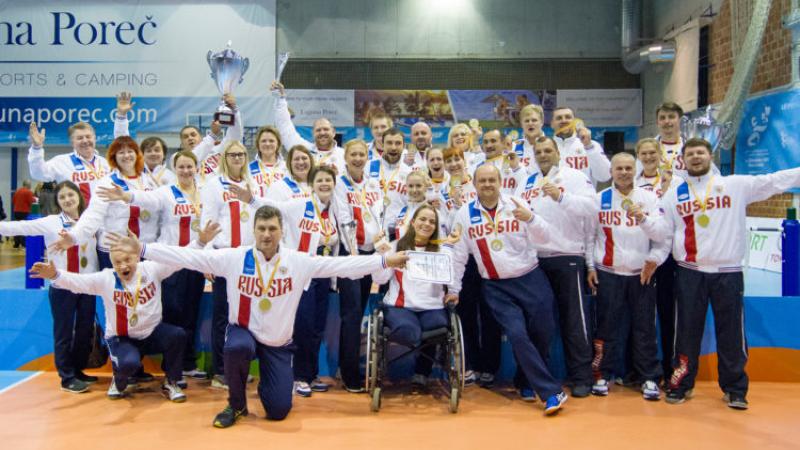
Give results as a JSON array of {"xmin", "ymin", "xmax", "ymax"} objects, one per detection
[{"xmin": 13, "ymin": 91, "xmax": 799, "ymax": 428}]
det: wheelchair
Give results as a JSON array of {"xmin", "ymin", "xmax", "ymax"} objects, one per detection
[{"xmin": 365, "ymin": 302, "xmax": 465, "ymax": 413}]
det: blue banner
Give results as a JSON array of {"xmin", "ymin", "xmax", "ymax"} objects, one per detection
[{"xmin": 736, "ymin": 88, "xmax": 800, "ymax": 175}]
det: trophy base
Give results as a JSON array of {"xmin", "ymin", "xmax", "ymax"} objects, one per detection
[{"xmin": 214, "ymin": 111, "xmax": 236, "ymax": 126}]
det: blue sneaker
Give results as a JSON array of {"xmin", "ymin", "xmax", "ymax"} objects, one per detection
[
  {"xmin": 544, "ymin": 391, "xmax": 568, "ymax": 415},
  {"xmin": 519, "ymin": 388, "xmax": 536, "ymax": 402}
]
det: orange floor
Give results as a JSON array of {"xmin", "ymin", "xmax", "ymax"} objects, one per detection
[{"xmin": 1, "ymin": 373, "xmax": 798, "ymax": 450}]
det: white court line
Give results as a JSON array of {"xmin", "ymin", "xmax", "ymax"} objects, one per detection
[{"xmin": 0, "ymin": 371, "xmax": 44, "ymax": 396}]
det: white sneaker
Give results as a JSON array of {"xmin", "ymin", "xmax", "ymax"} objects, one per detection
[
  {"xmin": 478, "ymin": 372, "xmax": 495, "ymax": 387},
  {"xmin": 107, "ymin": 377, "xmax": 124, "ymax": 400},
  {"xmin": 247, "ymin": 374, "xmax": 255, "ymax": 383},
  {"xmin": 463, "ymin": 370, "xmax": 477, "ymax": 386},
  {"xmin": 592, "ymin": 379, "xmax": 609, "ymax": 396},
  {"xmin": 211, "ymin": 374, "xmax": 228, "ymax": 390},
  {"xmin": 641, "ymin": 380, "xmax": 661, "ymax": 401},
  {"xmin": 162, "ymin": 382, "xmax": 187, "ymax": 403},
  {"xmin": 294, "ymin": 381, "xmax": 312, "ymax": 397}
]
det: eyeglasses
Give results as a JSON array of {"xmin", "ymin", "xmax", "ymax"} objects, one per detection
[{"xmin": 226, "ymin": 152, "xmax": 247, "ymax": 159}]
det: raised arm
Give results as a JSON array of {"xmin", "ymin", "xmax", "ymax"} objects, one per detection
[
  {"xmin": 738, "ymin": 167, "xmax": 800, "ymax": 204},
  {"xmin": 272, "ymin": 81, "xmax": 313, "ymax": 150},
  {"xmin": 27, "ymin": 122, "xmax": 57, "ymax": 182},
  {"xmin": 113, "ymin": 92, "xmax": 134, "ymax": 138}
]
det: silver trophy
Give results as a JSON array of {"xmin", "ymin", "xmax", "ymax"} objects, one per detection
[
  {"xmin": 680, "ymin": 105, "xmax": 733, "ymax": 153},
  {"xmin": 207, "ymin": 41, "xmax": 249, "ymax": 126}
]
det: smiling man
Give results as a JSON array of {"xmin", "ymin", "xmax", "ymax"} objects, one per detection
[
  {"xmin": 109, "ymin": 205, "xmax": 409, "ymax": 428},
  {"xmin": 28, "ymin": 121, "xmax": 111, "ymax": 203},
  {"xmin": 271, "ymin": 80, "xmax": 345, "ymax": 173},
  {"xmin": 661, "ymin": 137, "xmax": 800, "ymax": 409}
]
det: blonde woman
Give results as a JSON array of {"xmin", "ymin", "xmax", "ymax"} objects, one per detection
[{"xmin": 201, "ymin": 140, "xmax": 258, "ymax": 388}]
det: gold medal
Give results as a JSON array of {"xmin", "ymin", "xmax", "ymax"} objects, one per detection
[
  {"xmin": 383, "ymin": 197, "xmax": 391, "ymax": 207},
  {"xmin": 140, "ymin": 210, "xmax": 151, "ymax": 222},
  {"xmin": 80, "ymin": 256, "xmax": 88, "ymax": 268},
  {"xmin": 363, "ymin": 212, "xmax": 372, "ymax": 223},
  {"xmin": 468, "ymin": 119, "xmax": 480, "ymax": 129},
  {"xmin": 697, "ymin": 214, "xmax": 710, "ymax": 228},
  {"xmin": 323, "ymin": 247, "xmax": 331, "ymax": 256},
  {"xmin": 191, "ymin": 219, "xmax": 200, "ymax": 232},
  {"xmin": 621, "ymin": 198, "xmax": 634, "ymax": 211},
  {"xmin": 240, "ymin": 210, "xmax": 250, "ymax": 223},
  {"xmin": 259, "ymin": 298, "xmax": 272, "ymax": 312},
  {"xmin": 491, "ymin": 239, "xmax": 504, "ymax": 251},
  {"xmin": 129, "ymin": 313, "xmax": 138, "ymax": 327}
]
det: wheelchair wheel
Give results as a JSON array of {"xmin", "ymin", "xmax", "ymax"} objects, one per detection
[
  {"xmin": 366, "ymin": 308, "xmax": 384, "ymax": 398},
  {"xmin": 371, "ymin": 387, "xmax": 382, "ymax": 412},
  {"xmin": 448, "ymin": 310, "xmax": 466, "ymax": 392},
  {"xmin": 449, "ymin": 387, "xmax": 459, "ymax": 413}
]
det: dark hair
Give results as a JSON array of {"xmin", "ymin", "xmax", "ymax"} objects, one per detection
[
  {"xmin": 286, "ymin": 145, "xmax": 316, "ymax": 181},
  {"xmin": 682, "ymin": 137, "xmax": 712, "ymax": 154},
  {"xmin": 382, "ymin": 127, "xmax": 405, "ymax": 143},
  {"xmin": 396, "ymin": 204, "xmax": 440, "ymax": 253},
  {"xmin": 533, "ymin": 135, "xmax": 559, "ymax": 151},
  {"xmin": 140, "ymin": 136, "xmax": 168, "ymax": 156},
  {"xmin": 656, "ymin": 102, "xmax": 684, "ymax": 118},
  {"xmin": 254, "ymin": 205, "xmax": 283, "ymax": 229},
  {"xmin": 180, "ymin": 125, "xmax": 201, "ymax": 136},
  {"xmin": 54, "ymin": 181, "xmax": 87, "ymax": 216},
  {"xmin": 254, "ymin": 126, "xmax": 283, "ymax": 155},
  {"xmin": 309, "ymin": 165, "xmax": 337, "ymax": 185},
  {"xmin": 484, "ymin": 128, "xmax": 506, "ymax": 140}
]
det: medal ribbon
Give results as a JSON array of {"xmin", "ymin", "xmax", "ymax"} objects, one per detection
[
  {"xmin": 686, "ymin": 176, "xmax": 716, "ymax": 217},
  {"xmin": 311, "ymin": 195, "xmax": 333, "ymax": 248},
  {"xmin": 122, "ymin": 271, "xmax": 143, "ymax": 323},
  {"xmin": 253, "ymin": 248, "xmax": 281, "ymax": 302}
]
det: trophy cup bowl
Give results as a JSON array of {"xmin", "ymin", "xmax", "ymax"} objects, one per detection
[
  {"xmin": 207, "ymin": 44, "xmax": 250, "ymax": 126},
  {"xmin": 680, "ymin": 105, "xmax": 733, "ymax": 154}
]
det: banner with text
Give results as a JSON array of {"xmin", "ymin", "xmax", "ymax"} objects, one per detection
[
  {"xmin": 0, "ymin": 0, "xmax": 277, "ymax": 145},
  {"xmin": 556, "ymin": 89, "xmax": 642, "ymax": 127},
  {"xmin": 735, "ymin": 88, "xmax": 800, "ymax": 182}
]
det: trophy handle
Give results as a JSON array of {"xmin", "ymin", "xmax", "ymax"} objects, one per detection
[{"xmin": 239, "ymin": 58, "xmax": 250, "ymax": 83}]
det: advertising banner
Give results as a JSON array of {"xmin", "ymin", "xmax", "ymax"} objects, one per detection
[{"xmin": 0, "ymin": 1, "xmax": 277, "ymax": 145}]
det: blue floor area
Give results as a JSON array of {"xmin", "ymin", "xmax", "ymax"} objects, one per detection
[
  {"xmin": 0, "ymin": 265, "xmax": 784, "ymax": 296},
  {"xmin": 0, "ymin": 370, "xmax": 39, "ymax": 393}
]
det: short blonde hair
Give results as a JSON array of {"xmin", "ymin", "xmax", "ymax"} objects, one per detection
[
  {"xmin": 520, "ymin": 104, "xmax": 544, "ymax": 121},
  {"xmin": 344, "ymin": 139, "xmax": 368, "ymax": 156}
]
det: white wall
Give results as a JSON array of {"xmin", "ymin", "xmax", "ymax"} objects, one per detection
[{"xmin": 277, "ymin": 0, "xmax": 623, "ymax": 58}]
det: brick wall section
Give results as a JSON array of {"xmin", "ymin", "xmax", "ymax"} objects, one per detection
[{"xmin": 709, "ymin": 0, "xmax": 794, "ymax": 218}]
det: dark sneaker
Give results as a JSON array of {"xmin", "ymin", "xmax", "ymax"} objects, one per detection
[
  {"xmin": 519, "ymin": 388, "xmax": 536, "ymax": 402},
  {"xmin": 344, "ymin": 384, "xmax": 366, "ymax": 394},
  {"xmin": 75, "ymin": 372, "xmax": 98, "ymax": 384},
  {"xmin": 544, "ymin": 391, "xmax": 568, "ymax": 415},
  {"xmin": 478, "ymin": 372, "xmax": 495, "ymax": 388},
  {"xmin": 182, "ymin": 369, "xmax": 208, "ymax": 379},
  {"xmin": 665, "ymin": 389, "xmax": 686, "ymax": 404},
  {"xmin": 61, "ymin": 378, "xmax": 90, "ymax": 394},
  {"xmin": 135, "ymin": 371, "xmax": 155, "ymax": 383},
  {"xmin": 571, "ymin": 384, "xmax": 591, "ymax": 398},
  {"xmin": 723, "ymin": 393, "xmax": 749, "ymax": 410},
  {"xmin": 310, "ymin": 378, "xmax": 330, "ymax": 392},
  {"xmin": 213, "ymin": 405, "xmax": 248, "ymax": 428}
]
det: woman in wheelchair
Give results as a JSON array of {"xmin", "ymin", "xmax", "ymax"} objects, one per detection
[{"xmin": 371, "ymin": 204, "xmax": 459, "ymax": 388}]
